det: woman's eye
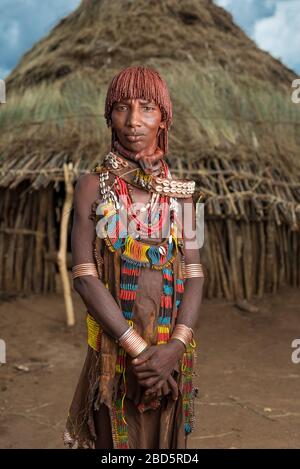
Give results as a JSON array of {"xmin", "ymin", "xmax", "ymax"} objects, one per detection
[{"xmin": 144, "ymin": 106, "xmax": 155, "ymax": 111}]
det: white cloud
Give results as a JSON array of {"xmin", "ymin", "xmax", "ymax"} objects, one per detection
[
  {"xmin": 214, "ymin": 0, "xmax": 300, "ymax": 73},
  {"xmin": 254, "ymin": 1, "xmax": 300, "ymax": 71},
  {"xmin": 0, "ymin": 0, "xmax": 81, "ymax": 77},
  {"xmin": 215, "ymin": 0, "xmax": 275, "ymax": 35},
  {"xmin": 215, "ymin": 0, "xmax": 232, "ymax": 7}
]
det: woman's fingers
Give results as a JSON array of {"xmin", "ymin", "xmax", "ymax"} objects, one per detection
[
  {"xmin": 144, "ymin": 379, "xmax": 165, "ymax": 395},
  {"xmin": 132, "ymin": 359, "xmax": 155, "ymax": 372},
  {"xmin": 142, "ymin": 377, "xmax": 177, "ymax": 398},
  {"xmin": 132, "ymin": 347, "xmax": 155, "ymax": 366},
  {"xmin": 138, "ymin": 375, "xmax": 161, "ymax": 388},
  {"xmin": 133, "ymin": 370, "xmax": 157, "ymax": 379},
  {"xmin": 132, "ymin": 362, "xmax": 149, "ymax": 372},
  {"xmin": 167, "ymin": 375, "xmax": 179, "ymax": 401},
  {"xmin": 162, "ymin": 382, "xmax": 170, "ymax": 397}
]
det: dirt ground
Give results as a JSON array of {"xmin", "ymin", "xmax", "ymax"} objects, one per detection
[{"xmin": 0, "ymin": 283, "xmax": 300, "ymax": 449}]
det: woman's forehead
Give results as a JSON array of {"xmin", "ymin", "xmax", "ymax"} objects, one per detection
[{"xmin": 114, "ymin": 97, "xmax": 157, "ymax": 104}]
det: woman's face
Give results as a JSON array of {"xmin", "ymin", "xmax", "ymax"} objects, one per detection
[{"xmin": 111, "ymin": 98, "xmax": 165, "ymax": 155}]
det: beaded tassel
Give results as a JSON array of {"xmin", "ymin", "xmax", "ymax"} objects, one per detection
[
  {"xmin": 112, "ymin": 257, "xmax": 141, "ymax": 447},
  {"xmin": 111, "ymin": 399, "xmax": 129, "ymax": 449},
  {"xmin": 111, "ymin": 367, "xmax": 130, "ymax": 449},
  {"xmin": 113, "ymin": 317, "xmax": 135, "ymax": 449},
  {"xmin": 157, "ymin": 267, "xmax": 173, "ymax": 344},
  {"xmin": 175, "ymin": 278, "xmax": 184, "ymax": 309},
  {"xmin": 175, "ymin": 274, "xmax": 197, "ymax": 435},
  {"xmin": 175, "ymin": 276, "xmax": 197, "ymax": 435},
  {"xmin": 119, "ymin": 259, "xmax": 141, "ymax": 320},
  {"xmin": 115, "ymin": 345, "xmax": 127, "ymax": 374},
  {"xmin": 181, "ymin": 343, "xmax": 197, "ymax": 435}
]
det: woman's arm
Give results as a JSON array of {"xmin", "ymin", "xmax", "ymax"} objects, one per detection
[
  {"xmin": 173, "ymin": 196, "xmax": 204, "ymax": 332},
  {"xmin": 72, "ymin": 173, "xmax": 129, "ymax": 340}
]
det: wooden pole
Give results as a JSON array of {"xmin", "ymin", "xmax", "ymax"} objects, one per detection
[{"xmin": 57, "ymin": 162, "xmax": 75, "ymax": 327}]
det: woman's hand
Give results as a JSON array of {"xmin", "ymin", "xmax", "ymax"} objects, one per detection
[
  {"xmin": 137, "ymin": 374, "xmax": 179, "ymax": 405},
  {"xmin": 154, "ymin": 375, "xmax": 179, "ymax": 401},
  {"xmin": 131, "ymin": 340, "xmax": 185, "ymax": 394}
]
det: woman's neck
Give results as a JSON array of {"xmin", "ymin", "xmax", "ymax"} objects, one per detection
[
  {"xmin": 113, "ymin": 140, "xmax": 139, "ymax": 160},
  {"xmin": 112, "ymin": 139, "xmax": 167, "ymax": 178}
]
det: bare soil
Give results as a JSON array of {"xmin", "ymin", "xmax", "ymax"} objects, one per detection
[{"xmin": 1, "ymin": 285, "xmax": 300, "ymax": 449}]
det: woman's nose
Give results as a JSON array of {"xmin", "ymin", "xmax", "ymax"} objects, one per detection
[{"xmin": 126, "ymin": 108, "xmax": 141, "ymax": 128}]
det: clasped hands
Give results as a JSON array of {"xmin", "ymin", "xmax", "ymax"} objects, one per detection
[{"xmin": 131, "ymin": 340, "xmax": 185, "ymax": 401}]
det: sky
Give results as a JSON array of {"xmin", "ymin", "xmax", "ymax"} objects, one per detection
[
  {"xmin": 215, "ymin": 0, "xmax": 300, "ymax": 73},
  {"xmin": 0, "ymin": 0, "xmax": 299, "ymax": 80},
  {"xmin": 0, "ymin": 0, "xmax": 81, "ymax": 79}
]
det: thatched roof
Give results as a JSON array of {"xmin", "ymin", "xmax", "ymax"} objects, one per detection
[{"xmin": 1, "ymin": 0, "xmax": 300, "ymax": 228}]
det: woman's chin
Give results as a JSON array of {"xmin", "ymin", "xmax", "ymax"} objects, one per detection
[{"xmin": 122, "ymin": 139, "xmax": 145, "ymax": 152}]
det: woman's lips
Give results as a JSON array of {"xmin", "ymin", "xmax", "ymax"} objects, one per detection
[{"xmin": 125, "ymin": 135, "xmax": 143, "ymax": 142}]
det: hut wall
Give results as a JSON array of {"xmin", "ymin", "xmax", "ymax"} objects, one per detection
[
  {"xmin": 202, "ymin": 218, "xmax": 300, "ymax": 300},
  {"xmin": 0, "ymin": 184, "xmax": 299, "ymax": 300},
  {"xmin": 0, "ymin": 185, "xmax": 57, "ymax": 295}
]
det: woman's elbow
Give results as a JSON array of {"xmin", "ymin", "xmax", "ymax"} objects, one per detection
[{"xmin": 73, "ymin": 276, "xmax": 93, "ymax": 294}]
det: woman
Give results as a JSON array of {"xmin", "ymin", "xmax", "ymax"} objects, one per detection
[{"xmin": 63, "ymin": 65, "xmax": 204, "ymax": 449}]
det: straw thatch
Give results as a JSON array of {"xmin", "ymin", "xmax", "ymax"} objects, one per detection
[{"xmin": 0, "ymin": 0, "xmax": 299, "ymax": 303}]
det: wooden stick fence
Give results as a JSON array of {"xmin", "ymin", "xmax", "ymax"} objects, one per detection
[{"xmin": 0, "ymin": 159, "xmax": 299, "ymax": 326}]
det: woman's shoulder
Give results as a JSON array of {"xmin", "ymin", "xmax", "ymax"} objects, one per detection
[
  {"xmin": 76, "ymin": 169, "xmax": 116, "ymax": 195},
  {"xmin": 75, "ymin": 173, "xmax": 100, "ymax": 197}
]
